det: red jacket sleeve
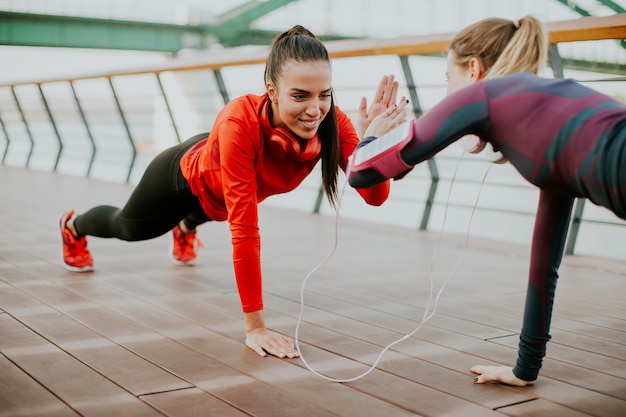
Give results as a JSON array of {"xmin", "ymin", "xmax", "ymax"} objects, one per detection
[{"xmin": 217, "ymin": 118, "xmax": 264, "ymax": 313}]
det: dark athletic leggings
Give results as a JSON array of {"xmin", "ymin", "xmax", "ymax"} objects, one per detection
[{"xmin": 73, "ymin": 133, "xmax": 211, "ymax": 241}]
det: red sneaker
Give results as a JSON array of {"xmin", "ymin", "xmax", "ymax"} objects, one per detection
[
  {"xmin": 171, "ymin": 225, "xmax": 203, "ymax": 266},
  {"xmin": 60, "ymin": 210, "xmax": 94, "ymax": 272}
]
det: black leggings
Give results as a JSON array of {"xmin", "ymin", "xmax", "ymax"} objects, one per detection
[{"xmin": 74, "ymin": 133, "xmax": 211, "ymax": 241}]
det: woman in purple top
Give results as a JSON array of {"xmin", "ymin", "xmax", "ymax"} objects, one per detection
[
  {"xmin": 351, "ymin": 72, "xmax": 626, "ymax": 385},
  {"xmin": 351, "ymin": 15, "xmax": 625, "ymax": 386}
]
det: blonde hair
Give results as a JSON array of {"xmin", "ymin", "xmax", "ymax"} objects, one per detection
[{"xmin": 449, "ymin": 15, "xmax": 548, "ymax": 79}]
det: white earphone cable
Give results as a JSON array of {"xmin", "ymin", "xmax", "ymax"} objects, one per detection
[{"xmin": 294, "ymin": 151, "xmax": 492, "ymax": 382}]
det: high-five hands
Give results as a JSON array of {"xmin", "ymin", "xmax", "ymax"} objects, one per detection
[
  {"xmin": 363, "ymin": 98, "xmax": 410, "ymax": 139},
  {"xmin": 358, "ymin": 74, "xmax": 406, "ymax": 138}
]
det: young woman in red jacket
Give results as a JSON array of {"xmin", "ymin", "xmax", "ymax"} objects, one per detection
[{"xmin": 59, "ymin": 25, "xmax": 407, "ymax": 359}]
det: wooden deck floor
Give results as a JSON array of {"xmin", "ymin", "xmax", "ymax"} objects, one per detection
[{"xmin": 0, "ymin": 164, "xmax": 625, "ymax": 417}]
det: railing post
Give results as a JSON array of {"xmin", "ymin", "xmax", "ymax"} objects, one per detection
[
  {"xmin": 399, "ymin": 56, "xmax": 423, "ymax": 116},
  {"xmin": 69, "ymin": 81, "xmax": 97, "ymax": 177},
  {"xmin": 213, "ymin": 69, "xmax": 230, "ymax": 105},
  {"xmin": 10, "ymin": 86, "xmax": 35, "ymax": 167},
  {"xmin": 155, "ymin": 73, "xmax": 182, "ymax": 144},
  {"xmin": 550, "ymin": 43, "xmax": 583, "ymax": 255},
  {"xmin": 565, "ymin": 199, "xmax": 586, "ymax": 255},
  {"xmin": 420, "ymin": 159, "xmax": 440, "ymax": 231},
  {"xmin": 37, "ymin": 83, "xmax": 63, "ymax": 171},
  {"xmin": 399, "ymin": 55, "xmax": 438, "ymax": 231},
  {"xmin": 313, "ymin": 184, "xmax": 325, "ymax": 214},
  {"xmin": 0, "ymin": 109, "xmax": 9, "ymax": 163},
  {"xmin": 107, "ymin": 77, "xmax": 137, "ymax": 183},
  {"xmin": 548, "ymin": 44, "xmax": 565, "ymax": 79}
]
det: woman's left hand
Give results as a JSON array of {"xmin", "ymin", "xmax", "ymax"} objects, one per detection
[
  {"xmin": 357, "ymin": 74, "xmax": 400, "ymax": 138},
  {"xmin": 471, "ymin": 365, "xmax": 535, "ymax": 386},
  {"xmin": 245, "ymin": 327, "xmax": 300, "ymax": 359},
  {"xmin": 363, "ymin": 98, "xmax": 410, "ymax": 139}
]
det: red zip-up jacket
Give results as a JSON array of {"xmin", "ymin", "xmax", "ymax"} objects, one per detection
[{"xmin": 180, "ymin": 93, "xmax": 390, "ymax": 312}]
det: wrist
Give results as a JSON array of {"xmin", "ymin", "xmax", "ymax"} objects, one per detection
[{"xmin": 244, "ymin": 309, "xmax": 265, "ymax": 333}]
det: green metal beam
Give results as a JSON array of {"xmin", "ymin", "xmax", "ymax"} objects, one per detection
[
  {"xmin": 554, "ymin": 0, "xmax": 592, "ymax": 16},
  {"xmin": 561, "ymin": 58, "xmax": 626, "ymax": 75},
  {"xmin": 595, "ymin": 0, "xmax": 626, "ymax": 13},
  {"xmin": 213, "ymin": 0, "xmax": 299, "ymax": 46},
  {"xmin": 224, "ymin": 28, "xmax": 354, "ymax": 47},
  {"xmin": 217, "ymin": 0, "xmax": 298, "ymax": 28},
  {"xmin": 0, "ymin": 11, "xmax": 209, "ymax": 53},
  {"xmin": 553, "ymin": 1, "xmax": 626, "ymax": 49},
  {"xmin": 0, "ymin": 5, "xmax": 351, "ymax": 51}
]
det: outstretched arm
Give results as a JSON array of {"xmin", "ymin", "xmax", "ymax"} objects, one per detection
[
  {"xmin": 472, "ymin": 190, "xmax": 574, "ymax": 385},
  {"xmin": 349, "ymin": 81, "xmax": 491, "ymax": 189}
]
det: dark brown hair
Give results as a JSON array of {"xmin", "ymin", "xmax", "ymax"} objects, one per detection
[{"xmin": 265, "ymin": 25, "xmax": 340, "ymax": 207}]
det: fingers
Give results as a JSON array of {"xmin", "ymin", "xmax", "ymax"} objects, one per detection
[
  {"xmin": 470, "ymin": 365, "xmax": 534, "ymax": 386},
  {"xmin": 266, "ymin": 336, "xmax": 299, "ymax": 359},
  {"xmin": 358, "ymin": 96, "xmax": 368, "ymax": 119},
  {"xmin": 373, "ymin": 74, "xmax": 390, "ymax": 104},
  {"xmin": 380, "ymin": 74, "xmax": 398, "ymax": 107},
  {"xmin": 470, "ymin": 364, "xmax": 491, "ymax": 375},
  {"xmin": 384, "ymin": 97, "xmax": 409, "ymax": 121},
  {"xmin": 246, "ymin": 330, "xmax": 299, "ymax": 359},
  {"xmin": 470, "ymin": 365, "xmax": 495, "ymax": 384},
  {"xmin": 245, "ymin": 337, "xmax": 267, "ymax": 357},
  {"xmin": 373, "ymin": 74, "xmax": 399, "ymax": 107}
]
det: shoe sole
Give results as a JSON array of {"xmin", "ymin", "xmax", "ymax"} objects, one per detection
[{"xmin": 63, "ymin": 264, "xmax": 94, "ymax": 273}]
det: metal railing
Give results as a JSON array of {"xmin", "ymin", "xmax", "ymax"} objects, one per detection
[{"xmin": 1, "ymin": 15, "xmax": 625, "ymax": 258}]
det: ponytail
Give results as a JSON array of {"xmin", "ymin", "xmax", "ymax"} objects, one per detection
[
  {"xmin": 449, "ymin": 15, "xmax": 548, "ymax": 79},
  {"xmin": 487, "ymin": 16, "xmax": 548, "ymax": 78}
]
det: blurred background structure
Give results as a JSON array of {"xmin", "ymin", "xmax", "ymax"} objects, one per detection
[
  {"xmin": 1, "ymin": 0, "xmax": 625, "ymax": 258},
  {"xmin": 2, "ymin": 0, "xmax": 625, "ymax": 78}
]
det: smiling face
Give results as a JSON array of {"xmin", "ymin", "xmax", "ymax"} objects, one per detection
[{"xmin": 266, "ymin": 60, "xmax": 332, "ymax": 140}]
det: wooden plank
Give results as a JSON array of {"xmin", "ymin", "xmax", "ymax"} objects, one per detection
[
  {"xmin": 496, "ymin": 398, "xmax": 594, "ymax": 417},
  {"xmin": 258, "ymin": 286, "xmax": 626, "ymax": 417},
  {"xmin": 59, "ymin": 281, "xmax": 431, "ymax": 417},
  {"xmin": 88, "ymin": 273, "xmax": 530, "ymax": 415},
  {"xmin": 0, "ymin": 353, "xmax": 81, "ymax": 417},
  {"xmin": 0, "ymin": 283, "xmax": 193, "ymax": 396},
  {"xmin": 263, "ymin": 289, "xmax": 626, "ymax": 417},
  {"xmin": 133, "ymin": 308, "xmax": 501, "ymax": 417},
  {"xmin": 3, "ymin": 164, "xmax": 626, "ymax": 417},
  {"xmin": 141, "ymin": 388, "xmax": 250, "ymax": 417},
  {"xmin": 19, "ymin": 279, "xmax": 398, "ymax": 417},
  {"xmin": 0, "ymin": 315, "xmax": 162, "ymax": 417}
]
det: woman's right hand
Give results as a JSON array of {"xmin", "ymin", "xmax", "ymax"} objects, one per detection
[{"xmin": 471, "ymin": 365, "xmax": 535, "ymax": 386}]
